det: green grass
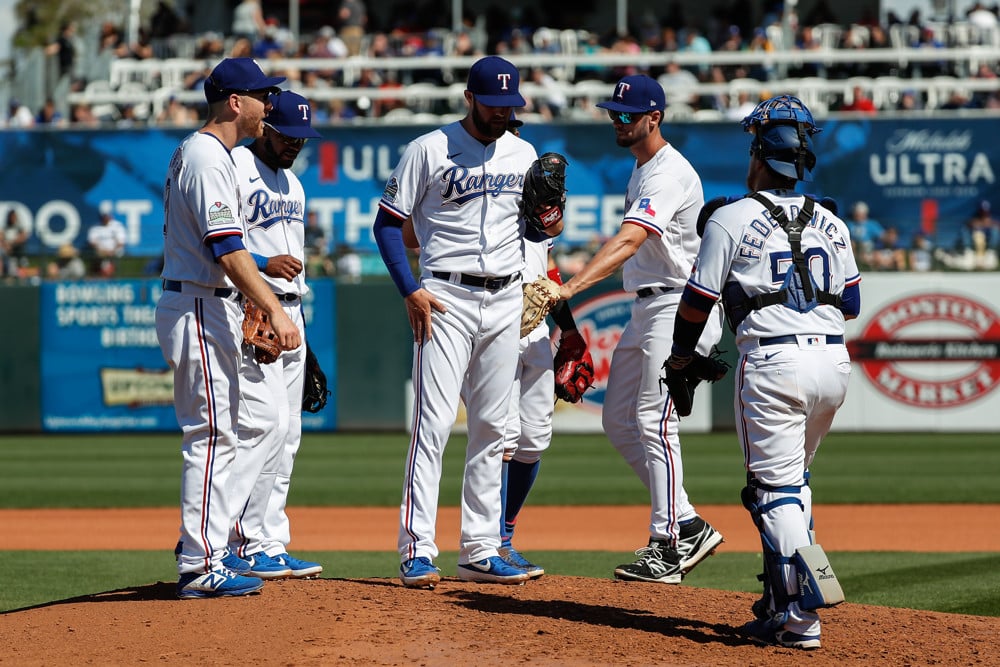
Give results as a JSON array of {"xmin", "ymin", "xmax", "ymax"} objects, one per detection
[
  {"xmin": 0, "ymin": 431, "xmax": 998, "ymax": 614},
  {"xmin": 1, "ymin": 431, "xmax": 998, "ymax": 508},
  {"xmin": 3, "ymin": 550, "xmax": 998, "ymax": 617}
]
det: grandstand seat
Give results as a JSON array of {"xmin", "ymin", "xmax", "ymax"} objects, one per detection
[{"xmin": 814, "ymin": 23, "xmax": 845, "ymax": 49}]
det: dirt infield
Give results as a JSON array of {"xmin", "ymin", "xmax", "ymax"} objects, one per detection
[{"xmin": 2, "ymin": 505, "xmax": 998, "ymax": 666}]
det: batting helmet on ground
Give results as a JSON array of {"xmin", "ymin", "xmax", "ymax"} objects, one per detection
[{"xmin": 741, "ymin": 95, "xmax": 821, "ymax": 182}]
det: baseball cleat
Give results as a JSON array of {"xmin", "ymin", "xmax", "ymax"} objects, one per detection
[
  {"xmin": 220, "ymin": 549, "xmax": 253, "ymax": 575},
  {"xmin": 498, "ymin": 546, "xmax": 544, "ymax": 579},
  {"xmin": 457, "ymin": 556, "xmax": 531, "ymax": 584},
  {"xmin": 177, "ymin": 568, "xmax": 264, "ymax": 599},
  {"xmin": 274, "ymin": 552, "xmax": 323, "ymax": 579},
  {"xmin": 775, "ymin": 630, "xmax": 822, "ymax": 650},
  {"xmin": 400, "ymin": 557, "xmax": 441, "ymax": 589},
  {"xmin": 613, "ymin": 538, "xmax": 683, "ymax": 584},
  {"xmin": 245, "ymin": 551, "xmax": 293, "ymax": 579},
  {"xmin": 677, "ymin": 516, "xmax": 724, "ymax": 575}
]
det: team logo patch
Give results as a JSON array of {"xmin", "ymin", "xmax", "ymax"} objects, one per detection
[
  {"xmin": 382, "ymin": 177, "xmax": 399, "ymax": 204},
  {"xmin": 848, "ymin": 292, "xmax": 1000, "ymax": 408},
  {"xmin": 207, "ymin": 202, "xmax": 235, "ymax": 226},
  {"xmin": 638, "ymin": 198, "xmax": 656, "ymax": 217}
]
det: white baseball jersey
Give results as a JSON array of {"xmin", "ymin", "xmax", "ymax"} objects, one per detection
[
  {"xmin": 690, "ymin": 190, "xmax": 860, "ymax": 640},
  {"xmin": 380, "ymin": 121, "xmax": 537, "ymax": 566},
  {"xmin": 603, "ymin": 141, "xmax": 722, "ymax": 546},
  {"xmin": 688, "ymin": 191, "xmax": 861, "ymax": 349},
  {"xmin": 156, "ymin": 130, "xmax": 248, "ymax": 577},
  {"xmin": 620, "ymin": 143, "xmax": 704, "ymax": 293},
  {"xmin": 231, "ymin": 146, "xmax": 309, "ymax": 296},
  {"xmin": 228, "ymin": 145, "xmax": 309, "ymax": 559},
  {"xmin": 162, "ymin": 132, "xmax": 245, "ymax": 287},
  {"xmin": 380, "ymin": 122, "xmax": 534, "ymax": 277}
]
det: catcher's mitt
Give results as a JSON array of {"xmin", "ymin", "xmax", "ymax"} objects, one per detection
[
  {"xmin": 521, "ymin": 276, "xmax": 561, "ymax": 338},
  {"xmin": 553, "ymin": 330, "xmax": 594, "ymax": 403},
  {"xmin": 241, "ymin": 298, "xmax": 281, "ymax": 364},
  {"xmin": 660, "ymin": 348, "xmax": 731, "ymax": 417},
  {"xmin": 302, "ymin": 343, "xmax": 330, "ymax": 413},
  {"xmin": 520, "ymin": 152, "xmax": 569, "ymax": 236}
]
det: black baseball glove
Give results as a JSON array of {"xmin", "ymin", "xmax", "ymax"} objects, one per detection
[
  {"xmin": 520, "ymin": 152, "xmax": 568, "ymax": 236},
  {"xmin": 302, "ymin": 343, "xmax": 330, "ymax": 413},
  {"xmin": 660, "ymin": 348, "xmax": 731, "ymax": 418}
]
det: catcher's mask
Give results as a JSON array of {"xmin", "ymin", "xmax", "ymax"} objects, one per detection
[{"xmin": 742, "ymin": 95, "xmax": 821, "ymax": 182}]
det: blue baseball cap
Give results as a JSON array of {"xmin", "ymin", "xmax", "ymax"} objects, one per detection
[
  {"xmin": 204, "ymin": 57, "xmax": 285, "ymax": 103},
  {"xmin": 596, "ymin": 74, "xmax": 666, "ymax": 114},
  {"xmin": 265, "ymin": 91, "xmax": 323, "ymax": 139},
  {"xmin": 467, "ymin": 56, "xmax": 525, "ymax": 107}
]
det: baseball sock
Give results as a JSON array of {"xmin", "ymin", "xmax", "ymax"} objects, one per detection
[
  {"xmin": 500, "ymin": 461, "xmax": 512, "ymax": 547},
  {"xmin": 503, "ymin": 459, "xmax": 541, "ymax": 543}
]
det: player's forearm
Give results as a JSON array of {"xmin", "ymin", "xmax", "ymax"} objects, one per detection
[
  {"xmin": 562, "ymin": 235, "xmax": 639, "ymax": 299},
  {"xmin": 219, "ymin": 249, "xmax": 284, "ymax": 316}
]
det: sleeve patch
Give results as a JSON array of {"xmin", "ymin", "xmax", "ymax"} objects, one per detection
[{"xmin": 208, "ymin": 202, "xmax": 236, "ymax": 227}]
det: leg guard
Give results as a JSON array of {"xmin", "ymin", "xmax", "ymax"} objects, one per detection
[
  {"xmin": 793, "ymin": 543, "xmax": 845, "ymax": 609},
  {"xmin": 742, "ymin": 474, "xmax": 813, "ymax": 616}
]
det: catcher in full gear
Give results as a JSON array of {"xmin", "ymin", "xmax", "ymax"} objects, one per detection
[{"xmin": 669, "ymin": 94, "xmax": 860, "ymax": 650}]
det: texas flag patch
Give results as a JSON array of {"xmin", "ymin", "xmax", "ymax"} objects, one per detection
[{"xmin": 638, "ymin": 198, "xmax": 656, "ymax": 216}]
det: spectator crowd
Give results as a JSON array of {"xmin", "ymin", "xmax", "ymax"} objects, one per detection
[
  {"xmin": 2, "ymin": 1, "xmax": 999, "ymax": 280},
  {"xmin": 4, "ymin": 0, "xmax": 1000, "ymax": 129}
]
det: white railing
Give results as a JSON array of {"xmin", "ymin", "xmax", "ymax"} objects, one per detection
[{"xmin": 64, "ymin": 47, "xmax": 1000, "ymax": 122}]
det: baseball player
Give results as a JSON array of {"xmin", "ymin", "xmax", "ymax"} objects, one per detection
[
  {"xmin": 225, "ymin": 90, "xmax": 324, "ymax": 580},
  {"xmin": 669, "ymin": 95, "xmax": 861, "ymax": 649},
  {"xmin": 156, "ymin": 57, "xmax": 301, "ymax": 599},
  {"xmin": 554, "ymin": 75, "xmax": 725, "ymax": 584},
  {"xmin": 374, "ymin": 56, "xmax": 558, "ymax": 588},
  {"xmin": 499, "ymin": 113, "xmax": 590, "ymax": 577}
]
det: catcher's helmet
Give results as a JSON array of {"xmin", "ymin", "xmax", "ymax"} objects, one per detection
[{"xmin": 742, "ymin": 95, "xmax": 821, "ymax": 182}]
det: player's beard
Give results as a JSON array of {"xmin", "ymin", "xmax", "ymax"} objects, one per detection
[
  {"xmin": 264, "ymin": 137, "xmax": 296, "ymax": 169},
  {"xmin": 471, "ymin": 101, "xmax": 507, "ymax": 140},
  {"xmin": 239, "ymin": 109, "xmax": 265, "ymax": 140}
]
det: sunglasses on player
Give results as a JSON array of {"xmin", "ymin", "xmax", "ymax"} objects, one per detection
[{"xmin": 607, "ymin": 109, "xmax": 646, "ymax": 124}]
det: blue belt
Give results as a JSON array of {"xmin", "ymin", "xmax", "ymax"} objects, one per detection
[
  {"xmin": 636, "ymin": 286, "xmax": 674, "ymax": 298},
  {"xmin": 162, "ymin": 279, "xmax": 235, "ymax": 298},
  {"xmin": 275, "ymin": 293, "xmax": 300, "ymax": 302},
  {"xmin": 759, "ymin": 334, "xmax": 844, "ymax": 346},
  {"xmin": 431, "ymin": 271, "xmax": 520, "ymax": 290}
]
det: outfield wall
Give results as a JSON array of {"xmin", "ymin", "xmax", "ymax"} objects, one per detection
[
  {"xmin": 0, "ymin": 273, "xmax": 996, "ymax": 433},
  {"xmin": 1, "ymin": 117, "xmax": 997, "ymax": 258}
]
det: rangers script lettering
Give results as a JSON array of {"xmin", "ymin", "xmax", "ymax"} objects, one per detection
[{"xmin": 441, "ymin": 167, "xmax": 525, "ymax": 205}]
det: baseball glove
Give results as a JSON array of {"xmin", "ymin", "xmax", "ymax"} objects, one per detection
[
  {"xmin": 241, "ymin": 298, "xmax": 281, "ymax": 364},
  {"xmin": 302, "ymin": 343, "xmax": 330, "ymax": 413},
  {"xmin": 553, "ymin": 330, "xmax": 595, "ymax": 403},
  {"xmin": 520, "ymin": 276, "xmax": 561, "ymax": 338},
  {"xmin": 520, "ymin": 152, "xmax": 569, "ymax": 236},
  {"xmin": 660, "ymin": 348, "xmax": 731, "ymax": 417}
]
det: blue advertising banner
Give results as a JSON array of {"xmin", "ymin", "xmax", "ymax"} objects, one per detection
[
  {"xmin": 39, "ymin": 278, "xmax": 337, "ymax": 432},
  {"xmin": 1, "ymin": 118, "xmax": 996, "ymax": 258}
]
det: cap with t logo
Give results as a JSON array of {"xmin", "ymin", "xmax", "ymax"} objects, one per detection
[
  {"xmin": 596, "ymin": 74, "xmax": 666, "ymax": 113},
  {"xmin": 466, "ymin": 56, "xmax": 526, "ymax": 107},
  {"xmin": 265, "ymin": 91, "xmax": 323, "ymax": 138}
]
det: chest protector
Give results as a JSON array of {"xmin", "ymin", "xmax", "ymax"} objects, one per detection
[{"xmin": 722, "ymin": 193, "xmax": 842, "ymax": 332}]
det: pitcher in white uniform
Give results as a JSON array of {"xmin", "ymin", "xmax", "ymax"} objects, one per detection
[
  {"xmin": 373, "ymin": 56, "xmax": 562, "ymax": 588},
  {"xmin": 670, "ymin": 95, "xmax": 861, "ymax": 649},
  {"xmin": 156, "ymin": 57, "xmax": 300, "ymax": 599},
  {"xmin": 554, "ymin": 74, "xmax": 725, "ymax": 585},
  {"xmin": 227, "ymin": 90, "xmax": 324, "ymax": 580}
]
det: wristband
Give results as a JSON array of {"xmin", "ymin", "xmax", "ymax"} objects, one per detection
[{"xmin": 251, "ymin": 253, "xmax": 269, "ymax": 271}]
